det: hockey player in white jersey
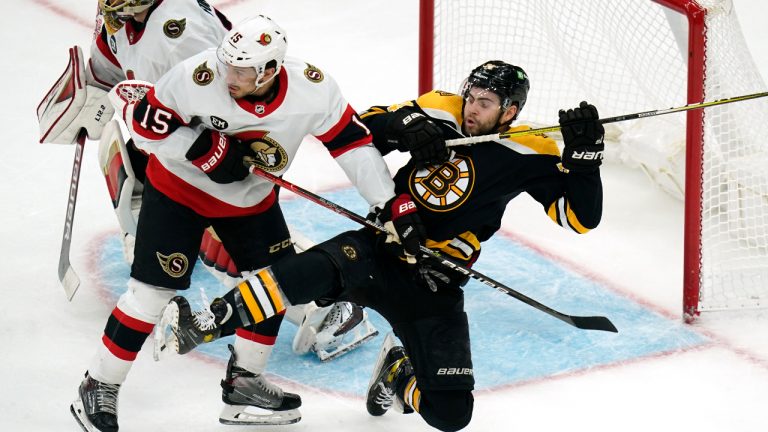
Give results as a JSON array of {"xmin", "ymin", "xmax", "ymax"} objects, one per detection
[
  {"xmin": 68, "ymin": 14, "xmax": 403, "ymax": 430},
  {"xmin": 40, "ymin": 3, "xmax": 377, "ymax": 432}
]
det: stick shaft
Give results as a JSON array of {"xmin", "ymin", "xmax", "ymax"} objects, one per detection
[
  {"xmin": 446, "ymin": 91, "xmax": 768, "ymax": 146},
  {"xmin": 248, "ymin": 165, "xmax": 617, "ymax": 332}
]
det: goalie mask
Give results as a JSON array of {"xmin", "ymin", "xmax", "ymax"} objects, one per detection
[
  {"xmin": 460, "ymin": 60, "xmax": 530, "ymax": 120},
  {"xmin": 99, "ymin": 0, "xmax": 155, "ymax": 35},
  {"xmin": 216, "ymin": 15, "xmax": 288, "ymax": 90}
]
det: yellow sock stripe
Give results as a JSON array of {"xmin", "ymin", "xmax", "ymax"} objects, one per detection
[
  {"xmin": 404, "ymin": 376, "xmax": 421, "ymax": 412},
  {"xmin": 237, "ymin": 281, "xmax": 265, "ymax": 323},
  {"xmin": 257, "ymin": 269, "xmax": 286, "ymax": 313}
]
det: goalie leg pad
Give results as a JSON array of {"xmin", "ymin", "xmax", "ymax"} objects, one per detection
[{"xmin": 98, "ymin": 120, "xmax": 142, "ymax": 239}]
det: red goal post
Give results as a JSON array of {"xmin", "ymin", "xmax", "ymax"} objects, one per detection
[{"xmin": 418, "ymin": 0, "xmax": 768, "ymax": 322}]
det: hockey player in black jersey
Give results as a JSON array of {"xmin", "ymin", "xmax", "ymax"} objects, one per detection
[{"xmin": 161, "ymin": 60, "xmax": 605, "ymax": 431}]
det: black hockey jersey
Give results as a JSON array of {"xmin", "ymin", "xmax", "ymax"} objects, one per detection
[{"xmin": 361, "ymin": 90, "xmax": 603, "ymax": 265}]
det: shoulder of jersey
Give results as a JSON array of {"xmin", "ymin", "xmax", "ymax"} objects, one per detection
[
  {"xmin": 183, "ymin": 48, "xmax": 219, "ymax": 87},
  {"xmin": 505, "ymin": 125, "xmax": 560, "ymax": 156},
  {"xmin": 145, "ymin": 0, "xmax": 209, "ymax": 41},
  {"xmin": 283, "ymin": 57, "xmax": 333, "ymax": 86},
  {"xmin": 416, "ymin": 90, "xmax": 463, "ymax": 124}
]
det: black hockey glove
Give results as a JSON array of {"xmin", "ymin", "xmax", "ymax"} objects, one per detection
[
  {"xmin": 387, "ymin": 110, "xmax": 449, "ymax": 168},
  {"xmin": 186, "ymin": 129, "xmax": 253, "ymax": 184},
  {"xmin": 559, "ymin": 101, "xmax": 605, "ymax": 173},
  {"xmin": 377, "ymin": 194, "xmax": 427, "ymax": 264}
]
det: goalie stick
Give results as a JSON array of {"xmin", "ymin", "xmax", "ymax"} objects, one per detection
[
  {"xmin": 445, "ymin": 90, "xmax": 768, "ymax": 147},
  {"xmin": 59, "ymin": 130, "xmax": 87, "ymax": 301},
  {"xmin": 246, "ymin": 163, "xmax": 618, "ymax": 333}
]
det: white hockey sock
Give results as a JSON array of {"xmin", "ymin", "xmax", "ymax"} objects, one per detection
[
  {"xmin": 88, "ymin": 279, "xmax": 176, "ymax": 384},
  {"xmin": 232, "ymin": 329, "xmax": 277, "ymax": 375}
]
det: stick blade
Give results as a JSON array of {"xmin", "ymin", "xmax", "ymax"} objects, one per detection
[
  {"xmin": 59, "ymin": 266, "xmax": 80, "ymax": 302},
  {"xmin": 569, "ymin": 315, "xmax": 618, "ymax": 333}
]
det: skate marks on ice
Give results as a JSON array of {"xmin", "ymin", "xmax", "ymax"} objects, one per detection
[{"xmin": 90, "ymin": 188, "xmax": 708, "ymax": 396}]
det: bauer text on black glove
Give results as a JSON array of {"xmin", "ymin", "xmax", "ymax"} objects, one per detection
[
  {"xmin": 387, "ymin": 110, "xmax": 449, "ymax": 168},
  {"xmin": 558, "ymin": 101, "xmax": 605, "ymax": 173}
]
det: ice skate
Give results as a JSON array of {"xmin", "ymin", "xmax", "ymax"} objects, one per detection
[
  {"xmin": 366, "ymin": 333, "xmax": 415, "ymax": 416},
  {"xmin": 70, "ymin": 372, "xmax": 121, "ymax": 432},
  {"xmin": 154, "ymin": 295, "xmax": 232, "ymax": 358},
  {"xmin": 219, "ymin": 345, "xmax": 302, "ymax": 425},
  {"xmin": 292, "ymin": 301, "xmax": 379, "ymax": 361}
]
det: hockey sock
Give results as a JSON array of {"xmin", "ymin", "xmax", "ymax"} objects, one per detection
[
  {"xmin": 401, "ymin": 376, "xmax": 422, "ymax": 412},
  {"xmin": 225, "ymin": 268, "xmax": 287, "ymax": 327},
  {"xmin": 89, "ymin": 279, "xmax": 175, "ymax": 383}
]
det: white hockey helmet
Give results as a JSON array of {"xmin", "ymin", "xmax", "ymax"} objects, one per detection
[
  {"xmin": 99, "ymin": 0, "xmax": 155, "ymax": 35},
  {"xmin": 216, "ymin": 15, "xmax": 288, "ymax": 89}
]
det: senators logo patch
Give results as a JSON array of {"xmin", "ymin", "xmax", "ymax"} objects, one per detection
[
  {"xmin": 304, "ymin": 64, "xmax": 324, "ymax": 83},
  {"xmin": 156, "ymin": 252, "xmax": 189, "ymax": 278},
  {"xmin": 193, "ymin": 61, "xmax": 214, "ymax": 86},
  {"xmin": 240, "ymin": 131, "xmax": 288, "ymax": 172},
  {"xmin": 258, "ymin": 33, "xmax": 272, "ymax": 46},
  {"xmin": 409, "ymin": 155, "xmax": 475, "ymax": 212},
  {"xmin": 163, "ymin": 18, "xmax": 186, "ymax": 39}
]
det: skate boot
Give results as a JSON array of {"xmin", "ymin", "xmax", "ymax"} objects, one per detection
[
  {"xmin": 155, "ymin": 295, "xmax": 232, "ymax": 356},
  {"xmin": 219, "ymin": 345, "xmax": 302, "ymax": 425},
  {"xmin": 292, "ymin": 302, "xmax": 379, "ymax": 361},
  {"xmin": 70, "ymin": 372, "xmax": 121, "ymax": 432},
  {"xmin": 366, "ymin": 333, "xmax": 415, "ymax": 416}
]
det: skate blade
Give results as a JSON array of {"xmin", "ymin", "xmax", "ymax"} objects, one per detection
[
  {"xmin": 153, "ymin": 302, "xmax": 180, "ymax": 361},
  {"xmin": 70, "ymin": 399, "xmax": 95, "ymax": 432},
  {"xmin": 366, "ymin": 333, "xmax": 396, "ymax": 390},
  {"xmin": 316, "ymin": 327, "xmax": 379, "ymax": 362},
  {"xmin": 219, "ymin": 404, "xmax": 301, "ymax": 426}
]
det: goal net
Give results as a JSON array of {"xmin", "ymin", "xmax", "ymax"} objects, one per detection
[{"xmin": 418, "ymin": 0, "xmax": 768, "ymax": 320}]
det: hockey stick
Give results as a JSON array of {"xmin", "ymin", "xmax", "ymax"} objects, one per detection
[
  {"xmin": 247, "ymin": 164, "xmax": 618, "ymax": 333},
  {"xmin": 445, "ymin": 90, "xmax": 768, "ymax": 147},
  {"xmin": 58, "ymin": 129, "xmax": 87, "ymax": 301}
]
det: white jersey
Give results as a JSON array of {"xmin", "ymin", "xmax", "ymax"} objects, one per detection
[
  {"xmin": 122, "ymin": 50, "xmax": 394, "ymax": 218},
  {"xmin": 88, "ymin": 0, "xmax": 229, "ymax": 88}
]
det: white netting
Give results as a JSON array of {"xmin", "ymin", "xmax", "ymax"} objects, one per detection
[
  {"xmin": 429, "ymin": 0, "xmax": 768, "ymax": 312},
  {"xmin": 697, "ymin": 0, "xmax": 768, "ymax": 310}
]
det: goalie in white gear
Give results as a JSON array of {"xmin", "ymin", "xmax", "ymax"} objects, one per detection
[{"xmin": 64, "ymin": 12, "xmax": 387, "ymax": 431}]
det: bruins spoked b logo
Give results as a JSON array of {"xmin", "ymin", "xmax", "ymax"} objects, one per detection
[
  {"xmin": 156, "ymin": 252, "xmax": 189, "ymax": 278},
  {"xmin": 409, "ymin": 155, "xmax": 475, "ymax": 212}
]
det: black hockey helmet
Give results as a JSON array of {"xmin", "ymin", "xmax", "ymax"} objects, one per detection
[{"xmin": 460, "ymin": 60, "xmax": 530, "ymax": 119}]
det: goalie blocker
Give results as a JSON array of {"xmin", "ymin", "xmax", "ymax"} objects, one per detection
[{"xmin": 37, "ymin": 46, "xmax": 114, "ymax": 144}]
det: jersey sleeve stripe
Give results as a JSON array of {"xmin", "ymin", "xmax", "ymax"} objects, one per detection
[
  {"xmin": 327, "ymin": 135, "xmax": 373, "ymax": 158},
  {"xmin": 315, "ymin": 104, "xmax": 359, "ymax": 142},
  {"xmin": 88, "ymin": 58, "xmax": 116, "ymax": 88},
  {"xmin": 317, "ymin": 105, "xmax": 374, "ymax": 157}
]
